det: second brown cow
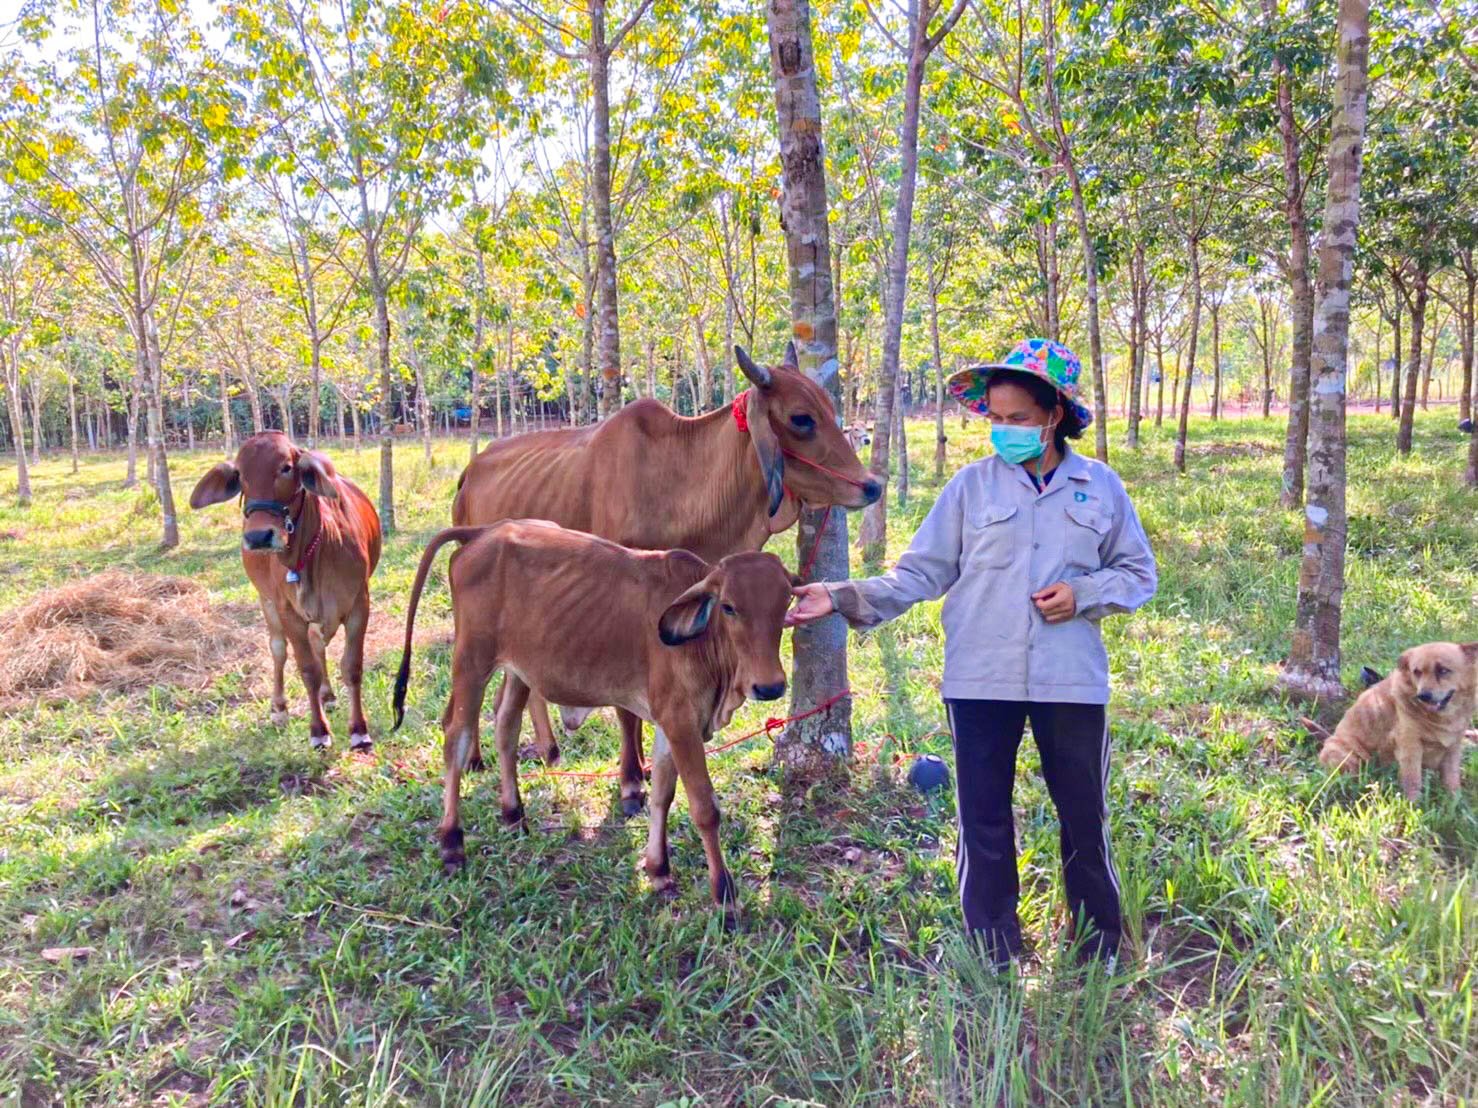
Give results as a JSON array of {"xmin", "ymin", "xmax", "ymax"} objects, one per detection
[{"xmin": 393, "ymin": 519, "xmax": 798, "ymax": 920}]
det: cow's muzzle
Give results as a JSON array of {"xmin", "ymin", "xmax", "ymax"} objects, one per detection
[
  {"xmin": 751, "ymin": 681, "xmax": 786, "ymax": 702},
  {"xmin": 243, "ymin": 528, "xmax": 281, "ymax": 551}
]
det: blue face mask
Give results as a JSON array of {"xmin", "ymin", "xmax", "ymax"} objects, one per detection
[{"xmin": 990, "ymin": 422, "xmax": 1050, "ymax": 464}]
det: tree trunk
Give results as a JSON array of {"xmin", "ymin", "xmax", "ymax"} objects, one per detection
[
  {"xmin": 370, "ymin": 264, "xmax": 396, "ymax": 532},
  {"xmin": 181, "ymin": 365, "xmax": 195, "ymax": 452},
  {"xmin": 693, "ymin": 315, "xmax": 713, "ymax": 410},
  {"xmin": 142, "ymin": 308, "xmax": 180, "ymax": 549},
  {"xmin": 1373, "ymin": 306, "xmax": 1383, "ymax": 413},
  {"xmin": 1043, "ymin": 1, "xmax": 1107, "ymax": 462},
  {"xmin": 1262, "ymin": 303, "xmax": 1274, "ymax": 417},
  {"xmin": 894, "ymin": 378, "xmax": 909, "ymax": 507},
  {"xmin": 1155, "ymin": 333, "xmax": 1167, "ymax": 428},
  {"xmin": 27, "ymin": 373, "xmax": 43, "ymax": 460},
  {"xmin": 589, "ymin": 4, "xmax": 624, "ymax": 419},
  {"xmin": 1397, "ymin": 273, "xmax": 1427, "ymax": 455},
  {"xmin": 1390, "ymin": 282, "xmax": 1403, "ymax": 419},
  {"xmin": 1460, "ymin": 267, "xmax": 1474, "ymax": 426},
  {"xmin": 857, "ymin": 0, "xmax": 960, "ymax": 562},
  {"xmin": 1174, "ymin": 235, "xmax": 1203, "ymax": 474},
  {"xmin": 301, "ymin": 235, "xmax": 322, "ymax": 448},
  {"xmin": 1210, "ymin": 300, "xmax": 1222, "ymax": 422},
  {"xmin": 1283, "ymin": 0, "xmax": 1369, "ymax": 698},
  {"xmin": 768, "ymin": 0, "xmax": 853, "ymax": 766},
  {"xmin": 1270, "ymin": 0, "xmax": 1316, "ymax": 509},
  {"xmin": 929, "ymin": 261, "xmax": 947, "ymax": 482},
  {"xmin": 1420, "ymin": 310, "xmax": 1440, "ymax": 411},
  {"xmin": 219, "ymin": 364, "xmax": 234, "ymax": 453},
  {"xmin": 67, "ymin": 372, "xmax": 79, "ymax": 474},
  {"xmin": 2, "ymin": 347, "xmax": 31, "ymax": 505},
  {"xmin": 1128, "ymin": 244, "xmax": 1146, "ymax": 448}
]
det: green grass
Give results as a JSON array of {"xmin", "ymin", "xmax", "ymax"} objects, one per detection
[{"xmin": 0, "ymin": 413, "xmax": 1475, "ymax": 1105}]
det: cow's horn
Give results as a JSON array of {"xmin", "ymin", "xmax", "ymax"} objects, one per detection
[
  {"xmin": 782, "ymin": 341, "xmax": 799, "ymax": 371},
  {"xmin": 735, "ymin": 346, "xmax": 772, "ymax": 388},
  {"xmin": 805, "ymin": 356, "xmax": 839, "ymax": 388}
]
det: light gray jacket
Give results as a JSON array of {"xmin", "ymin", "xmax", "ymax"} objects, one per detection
[{"xmin": 828, "ymin": 448, "xmax": 1156, "ymax": 705}]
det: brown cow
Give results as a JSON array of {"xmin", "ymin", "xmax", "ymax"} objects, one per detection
[
  {"xmin": 453, "ymin": 343, "xmax": 877, "ymax": 814},
  {"xmin": 190, "ymin": 432, "xmax": 382, "ymax": 750},
  {"xmin": 392, "ymin": 521, "xmax": 797, "ymax": 919}
]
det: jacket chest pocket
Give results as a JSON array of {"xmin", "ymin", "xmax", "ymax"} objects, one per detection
[
  {"xmin": 965, "ymin": 504, "xmax": 1019, "ymax": 569},
  {"xmin": 1063, "ymin": 503, "xmax": 1110, "ymax": 569}
]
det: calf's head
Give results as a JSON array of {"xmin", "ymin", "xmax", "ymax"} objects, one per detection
[
  {"xmin": 735, "ymin": 343, "xmax": 881, "ymax": 515},
  {"xmin": 189, "ymin": 431, "xmax": 340, "ymax": 552},
  {"xmin": 1395, "ymin": 641, "xmax": 1478, "ymax": 714},
  {"xmin": 658, "ymin": 551, "xmax": 796, "ymax": 706}
]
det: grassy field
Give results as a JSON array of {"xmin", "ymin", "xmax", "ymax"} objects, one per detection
[{"xmin": 0, "ymin": 412, "xmax": 1475, "ymax": 1106}]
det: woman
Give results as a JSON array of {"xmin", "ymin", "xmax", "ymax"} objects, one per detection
[{"xmin": 788, "ymin": 338, "xmax": 1157, "ymax": 970}]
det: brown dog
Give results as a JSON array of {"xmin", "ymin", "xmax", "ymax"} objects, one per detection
[{"xmin": 1320, "ymin": 642, "xmax": 1478, "ymax": 800}]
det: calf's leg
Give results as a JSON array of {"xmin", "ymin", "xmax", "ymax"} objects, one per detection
[
  {"xmin": 284, "ymin": 617, "xmax": 332, "ymax": 749},
  {"xmin": 439, "ymin": 646, "xmax": 493, "ymax": 873},
  {"xmin": 309, "ymin": 622, "xmax": 336, "ymax": 711},
  {"xmin": 526, "ymin": 692, "xmax": 561, "ymax": 766},
  {"xmin": 494, "ymin": 674, "xmax": 531, "ymax": 828},
  {"xmin": 342, "ymin": 593, "xmax": 372, "ymax": 750},
  {"xmin": 261, "ymin": 601, "xmax": 289, "ymax": 727},
  {"xmin": 616, "ymin": 708, "xmax": 646, "ymax": 818},
  {"xmin": 660, "ymin": 720, "xmax": 735, "ymax": 916},
  {"xmin": 641, "ymin": 726, "xmax": 678, "ymax": 897}
]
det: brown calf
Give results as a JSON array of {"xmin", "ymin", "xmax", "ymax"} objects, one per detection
[
  {"xmin": 453, "ymin": 343, "xmax": 877, "ymax": 814},
  {"xmin": 393, "ymin": 520, "xmax": 797, "ymax": 919},
  {"xmin": 191, "ymin": 432, "xmax": 382, "ymax": 750}
]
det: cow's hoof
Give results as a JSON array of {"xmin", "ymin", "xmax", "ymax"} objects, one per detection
[
  {"xmin": 543, "ymin": 743, "xmax": 561, "ymax": 766},
  {"xmin": 349, "ymin": 733, "xmax": 372, "ymax": 753},
  {"xmin": 501, "ymin": 804, "xmax": 527, "ymax": 831},
  {"xmin": 619, "ymin": 792, "xmax": 646, "ymax": 819},
  {"xmin": 440, "ymin": 829, "xmax": 466, "ymax": 873},
  {"xmin": 720, "ymin": 909, "xmax": 739, "ymax": 933},
  {"xmin": 270, "ymin": 709, "xmax": 289, "ymax": 727},
  {"xmin": 310, "ymin": 734, "xmax": 331, "ymax": 751}
]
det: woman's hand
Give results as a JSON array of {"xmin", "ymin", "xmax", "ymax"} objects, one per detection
[
  {"xmin": 1031, "ymin": 581, "xmax": 1077, "ymax": 623},
  {"xmin": 786, "ymin": 583, "xmax": 835, "ymax": 626}
]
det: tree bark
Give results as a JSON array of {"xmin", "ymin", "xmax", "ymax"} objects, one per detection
[
  {"xmin": 589, "ymin": 2, "xmax": 628, "ymax": 419},
  {"xmin": 1043, "ymin": 0, "xmax": 1107, "ymax": 462},
  {"xmin": 1210, "ymin": 299, "xmax": 1222, "ymax": 422},
  {"xmin": 67, "ymin": 371, "xmax": 79, "ymax": 474},
  {"xmin": 855, "ymin": 0, "xmax": 964, "ymax": 562},
  {"xmin": 1155, "ymin": 332, "xmax": 1167, "ymax": 428},
  {"xmin": 1397, "ymin": 271, "xmax": 1427, "ymax": 455},
  {"xmin": 1460, "ymin": 266, "xmax": 1475, "ymax": 427},
  {"xmin": 369, "ymin": 260, "xmax": 396, "ymax": 532},
  {"xmin": 1283, "ymin": 0, "xmax": 1369, "ymax": 698},
  {"xmin": 929, "ymin": 257, "xmax": 947, "ymax": 482},
  {"xmin": 768, "ymin": 0, "xmax": 853, "ymax": 767},
  {"xmin": 1420, "ymin": 309, "xmax": 1441, "ymax": 411},
  {"xmin": 894, "ymin": 377, "xmax": 908, "ymax": 507},
  {"xmin": 27, "ymin": 373, "xmax": 43, "ymax": 461},
  {"xmin": 143, "ymin": 307, "xmax": 180, "ymax": 548},
  {"xmin": 1270, "ymin": 0, "xmax": 1316, "ymax": 509},
  {"xmin": 1127, "ymin": 244, "xmax": 1146, "ymax": 448},
  {"xmin": 1175, "ymin": 236, "xmax": 1203, "ymax": 473},
  {"xmin": 2, "ymin": 346, "xmax": 30, "ymax": 505},
  {"xmin": 1390, "ymin": 278, "xmax": 1403, "ymax": 419}
]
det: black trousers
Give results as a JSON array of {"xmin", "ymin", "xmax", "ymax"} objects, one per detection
[{"xmin": 945, "ymin": 698, "xmax": 1121, "ymax": 966}]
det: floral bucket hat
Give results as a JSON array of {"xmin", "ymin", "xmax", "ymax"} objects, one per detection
[{"xmin": 946, "ymin": 337, "xmax": 1093, "ymax": 428}]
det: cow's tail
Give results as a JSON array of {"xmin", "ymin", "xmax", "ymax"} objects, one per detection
[{"xmin": 393, "ymin": 526, "xmax": 486, "ymax": 731}]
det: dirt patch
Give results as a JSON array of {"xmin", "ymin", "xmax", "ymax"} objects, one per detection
[{"xmin": 0, "ymin": 571, "xmax": 261, "ymax": 707}]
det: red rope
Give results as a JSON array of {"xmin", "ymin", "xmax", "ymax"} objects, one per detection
[{"xmin": 534, "ymin": 687, "xmax": 852, "ymax": 779}]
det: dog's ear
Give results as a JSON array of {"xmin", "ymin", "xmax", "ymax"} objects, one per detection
[{"xmin": 1461, "ymin": 643, "xmax": 1478, "ymax": 662}]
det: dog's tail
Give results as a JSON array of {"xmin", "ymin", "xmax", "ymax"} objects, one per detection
[
  {"xmin": 1318, "ymin": 726, "xmax": 1370, "ymax": 773},
  {"xmin": 1359, "ymin": 665, "xmax": 1383, "ymax": 689}
]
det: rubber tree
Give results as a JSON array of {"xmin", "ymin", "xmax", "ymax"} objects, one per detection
[{"xmin": 1281, "ymin": 0, "xmax": 1370, "ymax": 699}]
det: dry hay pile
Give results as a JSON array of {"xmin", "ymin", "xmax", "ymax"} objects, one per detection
[{"xmin": 0, "ymin": 571, "xmax": 260, "ymax": 706}]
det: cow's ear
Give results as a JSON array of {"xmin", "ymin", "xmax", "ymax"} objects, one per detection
[
  {"xmin": 745, "ymin": 387, "xmax": 785, "ymax": 518},
  {"xmin": 782, "ymin": 340, "xmax": 799, "ymax": 372},
  {"xmin": 297, "ymin": 450, "xmax": 340, "ymax": 499},
  {"xmin": 658, "ymin": 581, "xmax": 717, "ymax": 646},
  {"xmin": 189, "ymin": 462, "xmax": 240, "ymax": 509}
]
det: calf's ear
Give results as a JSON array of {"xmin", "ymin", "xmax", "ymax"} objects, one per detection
[
  {"xmin": 189, "ymin": 463, "xmax": 240, "ymax": 509},
  {"xmin": 297, "ymin": 451, "xmax": 340, "ymax": 499},
  {"xmin": 659, "ymin": 580, "xmax": 718, "ymax": 646}
]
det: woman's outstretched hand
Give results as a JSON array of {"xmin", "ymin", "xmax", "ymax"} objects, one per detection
[{"xmin": 786, "ymin": 583, "xmax": 835, "ymax": 626}]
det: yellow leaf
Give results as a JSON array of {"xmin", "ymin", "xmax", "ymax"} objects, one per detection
[{"xmin": 204, "ymin": 103, "xmax": 228, "ymax": 129}]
